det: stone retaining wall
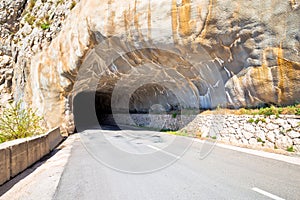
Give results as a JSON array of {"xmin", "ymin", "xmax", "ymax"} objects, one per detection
[
  {"xmin": 0, "ymin": 127, "xmax": 62, "ymax": 185},
  {"xmin": 186, "ymin": 115, "xmax": 300, "ymax": 152},
  {"xmin": 109, "ymin": 114, "xmax": 300, "ymax": 153}
]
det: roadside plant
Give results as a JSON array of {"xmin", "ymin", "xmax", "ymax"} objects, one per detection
[
  {"xmin": 0, "ymin": 101, "xmax": 45, "ymax": 143},
  {"xmin": 247, "ymin": 118, "xmax": 255, "ymax": 123},
  {"xmin": 40, "ymin": 22, "xmax": 50, "ymax": 30},
  {"xmin": 287, "ymin": 146, "xmax": 294, "ymax": 152},
  {"xmin": 258, "ymin": 105, "xmax": 277, "ymax": 116},
  {"xmin": 236, "ymin": 104, "xmax": 300, "ymax": 116},
  {"xmin": 296, "ymin": 108, "xmax": 300, "ymax": 115},
  {"xmin": 256, "ymin": 137, "xmax": 265, "ymax": 143}
]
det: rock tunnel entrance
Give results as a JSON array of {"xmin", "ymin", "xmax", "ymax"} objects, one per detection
[
  {"xmin": 72, "ymin": 40, "xmax": 226, "ymax": 132},
  {"xmin": 73, "ymin": 83, "xmax": 182, "ymax": 131}
]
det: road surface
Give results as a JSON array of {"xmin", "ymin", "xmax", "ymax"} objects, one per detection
[
  {"xmin": 1, "ymin": 126, "xmax": 300, "ymax": 200},
  {"xmin": 50, "ymin": 126, "xmax": 300, "ymax": 200}
]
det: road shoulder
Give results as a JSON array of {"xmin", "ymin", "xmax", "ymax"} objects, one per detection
[{"xmin": 0, "ymin": 134, "xmax": 79, "ymax": 200}]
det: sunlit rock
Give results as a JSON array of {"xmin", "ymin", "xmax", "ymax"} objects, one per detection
[{"xmin": 12, "ymin": 0, "xmax": 300, "ymax": 133}]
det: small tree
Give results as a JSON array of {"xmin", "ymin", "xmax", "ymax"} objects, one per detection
[{"xmin": 0, "ymin": 101, "xmax": 45, "ymax": 143}]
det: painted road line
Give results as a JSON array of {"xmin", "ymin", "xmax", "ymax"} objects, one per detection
[
  {"xmin": 194, "ymin": 139, "xmax": 300, "ymax": 166},
  {"xmin": 252, "ymin": 187, "xmax": 285, "ymax": 200},
  {"xmin": 147, "ymin": 145, "xmax": 180, "ymax": 159}
]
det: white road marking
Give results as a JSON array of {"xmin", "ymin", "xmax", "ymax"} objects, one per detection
[
  {"xmin": 147, "ymin": 145, "xmax": 180, "ymax": 159},
  {"xmin": 252, "ymin": 187, "xmax": 285, "ymax": 200},
  {"xmin": 194, "ymin": 139, "xmax": 300, "ymax": 166}
]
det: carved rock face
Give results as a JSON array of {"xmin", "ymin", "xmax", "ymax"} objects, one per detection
[{"xmin": 20, "ymin": 0, "xmax": 300, "ymax": 133}]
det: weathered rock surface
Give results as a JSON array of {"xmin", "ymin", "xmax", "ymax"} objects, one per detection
[
  {"xmin": 0, "ymin": 0, "xmax": 79, "ymax": 110},
  {"xmin": 0, "ymin": 0, "xmax": 299, "ymax": 133}
]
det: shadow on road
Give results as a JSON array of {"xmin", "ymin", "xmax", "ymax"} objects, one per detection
[{"xmin": 0, "ymin": 146, "xmax": 63, "ymax": 197}]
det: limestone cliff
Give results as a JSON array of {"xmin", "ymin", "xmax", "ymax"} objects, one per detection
[
  {"xmin": 0, "ymin": 0, "xmax": 79, "ymax": 108},
  {"xmin": 0, "ymin": 0, "xmax": 299, "ymax": 133}
]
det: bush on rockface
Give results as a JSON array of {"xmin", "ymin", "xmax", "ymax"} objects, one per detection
[{"xmin": 0, "ymin": 101, "xmax": 45, "ymax": 143}]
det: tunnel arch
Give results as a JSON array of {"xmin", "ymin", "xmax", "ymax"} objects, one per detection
[{"xmin": 71, "ymin": 36, "xmax": 226, "ymax": 131}]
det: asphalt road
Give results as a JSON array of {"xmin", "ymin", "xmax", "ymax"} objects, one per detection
[{"xmin": 52, "ymin": 126, "xmax": 300, "ymax": 200}]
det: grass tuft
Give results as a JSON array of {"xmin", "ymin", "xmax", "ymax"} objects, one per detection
[
  {"xmin": 287, "ymin": 146, "xmax": 294, "ymax": 152},
  {"xmin": 248, "ymin": 118, "xmax": 255, "ymax": 123},
  {"xmin": 40, "ymin": 23, "xmax": 50, "ymax": 30}
]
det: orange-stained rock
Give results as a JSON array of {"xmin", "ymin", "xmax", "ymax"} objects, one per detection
[{"xmin": 13, "ymin": 0, "xmax": 300, "ymax": 133}]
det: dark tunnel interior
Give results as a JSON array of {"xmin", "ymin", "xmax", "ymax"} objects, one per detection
[{"xmin": 72, "ymin": 84, "xmax": 184, "ymax": 132}]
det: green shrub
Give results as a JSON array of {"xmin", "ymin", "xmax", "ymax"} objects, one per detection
[
  {"xmin": 172, "ymin": 113, "xmax": 177, "ymax": 118},
  {"xmin": 40, "ymin": 23, "xmax": 50, "ymax": 30},
  {"xmin": 247, "ymin": 118, "xmax": 255, "ymax": 123},
  {"xmin": 254, "ymin": 118, "xmax": 266, "ymax": 124},
  {"xmin": 296, "ymin": 108, "xmax": 300, "ymax": 115},
  {"xmin": 256, "ymin": 137, "xmax": 265, "ymax": 143},
  {"xmin": 258, "ymin": 105, "xmax": 277, "ymax": 116},
  {"xmin": 287, "ymin": 146, "xmax": 294, "ymax": 152},
  {"xmin": 0, "ymin": 137, "xmax": 5, "ymax": 143},
  {"xmin": 0, "ymin": 101, "xmax": 45, "ymax": 143}
]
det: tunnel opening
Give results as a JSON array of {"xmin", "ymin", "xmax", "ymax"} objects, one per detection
[
  {"xmin": 73, "ymin": 91, "xmax": 115, "ymax": 131},
  {"xmin": 73, "ymin": 83, "xmax": 183, "ymax": 131},
  {"xmin": 72, "ymin": 45, "xmax": 224, "ymax": 132},
  {"xmin": 94, "ymin": 91, "xmax": 114, "ymax": 126}
]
